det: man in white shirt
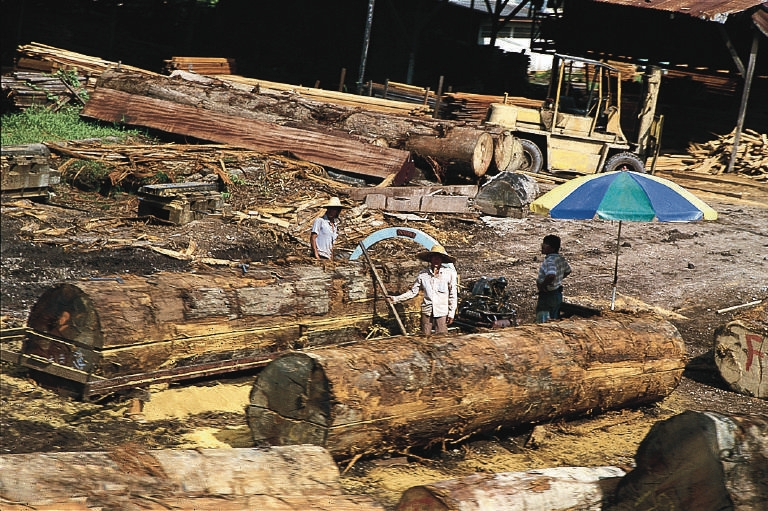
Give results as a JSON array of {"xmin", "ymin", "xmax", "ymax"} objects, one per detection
[
  {"xmin": 388, "ymin": 244, "xmax": 458, "ymax": 336},
  {"xmin": 310, "ymin": 197, "xmax": 346, "ymax": 260}
]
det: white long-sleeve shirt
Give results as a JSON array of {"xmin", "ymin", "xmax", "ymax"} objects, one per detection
[{"xmin": 392, "ymin": 265, "xmax": 457, "ymax": 318}]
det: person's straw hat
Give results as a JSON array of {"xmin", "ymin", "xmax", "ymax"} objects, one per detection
[
  {"xmin": 322, "ymin": 197, "xmax": 347, "ymax": 209},
  {"xmin": 416, "ymin": 244, "xmax": 456, "ymax": 264}
]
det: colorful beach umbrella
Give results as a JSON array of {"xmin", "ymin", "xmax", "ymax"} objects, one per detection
[{"xmin": 530, "ymin": 171, "xmax": 718, "ymax": 309}]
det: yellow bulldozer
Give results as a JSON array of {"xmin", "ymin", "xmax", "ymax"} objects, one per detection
[{"xmin": 487, "ymin": 54, "xmax": 664, "ymax": 175}]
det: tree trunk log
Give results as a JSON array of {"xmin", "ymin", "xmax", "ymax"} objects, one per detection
[
  {"xmin": 607, "ymin": 411, "xmax": 768, "ymax": 511},
  {"xmin": 713, "ymin": 302, "xmax": 767, "ymax": 398},
  {"xmin": 24, "ymin": 262, "xmax": 425, "ymax": 378},
  {"xmin": 81, "ymin": 87, "xmax": 414, "ymax": 182},
  {"xmin": 396, "ymin": 466, "xmax": 625, "ymax": 511},
  {"xmin": 95, "ymin": 70, "xmax": 470, "ymax": 149},
  {"xmin": 405, "ymin": 127, "xmax": 494, "ymax": 177},
  {"xmin": 493, "ymin": 130, "xmax": 524, "ymax": 172},
  {"xmin": 0, "ymin": 445, "xmax": 384, "ymax": 511},
  {"xmin": 246, "ymin": 313, "xmax": 686, "ymax": 458}
]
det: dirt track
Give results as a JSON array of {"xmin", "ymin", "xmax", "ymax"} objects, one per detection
[{"xmin": 1, "ymin": 156, "xmax": 767, "ymax": 509}]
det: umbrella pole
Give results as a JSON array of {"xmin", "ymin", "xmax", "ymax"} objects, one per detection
[{"xmin": 611, "ymin": 221, "xmax": 622, "ymax": 310}]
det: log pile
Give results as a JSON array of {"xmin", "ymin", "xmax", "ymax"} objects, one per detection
[
  {"xmin": 164, "ymin": 56, "xmax": 237, "ymax": 75},
  {"xmin": 247, "ymin": 313, "xmax": 686, "ymax": 459},
  {"xmin": 0, "ymin": 444, "xmax": 384, "ymax": 511},
  {"xmin": 683, "ymin": 129, "xmax": 767, "ymax": 177}
]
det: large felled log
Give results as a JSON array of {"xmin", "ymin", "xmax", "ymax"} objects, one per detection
[
  {"xmin": 95, "ymin": 70, "xmax": 466, "ymax": 149},
  {"xmin": 713, "ymin": 301, "xmax": 767, "ymax": 398},
  {"xmin": 607, "ymin": 411, "xmax": 768, "ymax": 511},
  {"xmin": 23, "ymin": 262, "xmax": 425, "ymax": 380},
  {"xmin": 246, "ymin": 313, "xmax": 685, "ymax": 458},
  {"xmin": 396, "ymin": 466, "xmax": 625, "ymax": 511},
  {"xmin": 405, "ymin": 127, "xmax": 494, "ymax": 177},
  {"xmin": 81, "ymin": 87, "xmax": 414, "ymax": 182},
  {"xmin": 0, "ymin": 445, "xmax": 384, "ymax": 511}
]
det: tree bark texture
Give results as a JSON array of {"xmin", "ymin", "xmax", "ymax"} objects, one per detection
[
  {"xmin": 0, "ymin": 445, "xmax": 384, "ymax": 511},
  {"xmin": 396, "ymin": 466, "xmax": 625, "ymax": 511},
  {"xmin": 405, "ymin": 127, "xmax": 494, "ymax": 177},
  {"xmin": 24, "ymin": 262, "xmax": 425, "ymax": 378},
  {"xmin": 246, "ymin": 313, "xmax": 686, "ymax": 458},
  {"xmin": 81, "ymin": 87, "xmax": 414, "ymax": 181},
  {"xmin": 714, "ymin": 302, "xmax": 767, "ymax": 399},
  {"xmin": 607, "ymin": 411, "xmax": 768, "ymax": 511}
]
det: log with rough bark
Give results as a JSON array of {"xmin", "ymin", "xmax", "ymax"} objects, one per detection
[
  {"xmin": 93, "ymin": 70, "xmax": 503, "ymax": 180},
  {"xmin": 405, "ymin": 127, "xmax": 494, "ymax": 177},
  {"xmin": 713, "ymin": 301, "xmax": 767, "ymax": 399},
  {"xmin": 606, "ymin": 411, "xmax": 768, "ymax": 511},
  {"xmin": 81, "ymin": 87, "xmax": 415, "ymax": 182},
  {"xmin": 0, "ymin": 444, "xmax": 384, "ymax": 511},
  {"xmin": 396, "ymin": 466, "xmax": 626, "ymax": 511},
  {"xmin": 22, "ymin": 262, "xmax": 425, "ymax": 380},
  {"xmin": 246, "ymin": 313, "xmax": 686, "ymax": 458},
  {"xmin": 95, "ymin": 70, "xmax": 462, "ymax": 148}
]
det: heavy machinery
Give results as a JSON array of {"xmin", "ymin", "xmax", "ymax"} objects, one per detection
[{"xmin": 486, "ymin": 54, "xmax": 663, "ymax": 175}]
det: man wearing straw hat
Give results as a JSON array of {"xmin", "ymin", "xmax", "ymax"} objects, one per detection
[
  {"xmin": 311, "ymin": 197, "xmax": 346, "ymax": 260},
  {"xmin": 387, "ymin": 245, "xmax": 458, "ymax": 336}
]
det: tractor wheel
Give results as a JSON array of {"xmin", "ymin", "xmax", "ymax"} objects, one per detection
[
  {"xmin": 518, "ymin": 139, "xmax": 544, "ymax": 173},
  {"xmin": 604, "ymin": 152, "xmax": 645, "ymax": 173}
]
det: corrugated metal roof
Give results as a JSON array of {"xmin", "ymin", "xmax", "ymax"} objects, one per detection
[{"xmin": 590, "ymin": 0, "xmax": 766, "ymax": 23}]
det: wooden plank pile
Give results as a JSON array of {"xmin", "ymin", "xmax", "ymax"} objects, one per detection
[
  {"xmin": 1, "ymin": 71, "xmax": 88, "ymax": 110},
  {"xmin": 14, "ymin": 42, "xmax": 158, "ymax": 78},
  {"xmin": 164, "ymin": 56, "xmax": 237, "ymax": 75},
  {"xmin": 1, "ymin": 144, "xmax": 60, "ymax": 200},
  {"xmin": 441, "ymin": 91, "xmax": 544, "ymax": 122},
  {"xmin": 683, "ymin": 129, "xmax": 767, "ymax": 177}
]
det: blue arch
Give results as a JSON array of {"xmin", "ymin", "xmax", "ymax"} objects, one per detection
[{"xmin": 349, "ymin": 227, "xmax": 454, "ymax": 269}]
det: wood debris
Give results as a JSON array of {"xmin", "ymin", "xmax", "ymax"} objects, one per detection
[{"xmin": 684, "ymin": 128, "xmax": 767, "ymax": 177}]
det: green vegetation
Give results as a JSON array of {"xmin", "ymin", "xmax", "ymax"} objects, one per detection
[{"xmin": 1, "ymin": 105, "xmax": 145, "ymax": 146}]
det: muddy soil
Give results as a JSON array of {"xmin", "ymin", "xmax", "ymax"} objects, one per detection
[{"xmin": 1, "ymin": 158, "xmax": 767, "ymax": 509}]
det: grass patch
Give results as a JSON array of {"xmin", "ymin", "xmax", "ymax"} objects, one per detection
[{"xmin": 1, "ymin": 105, "xmax": 146, "ymax": 146}]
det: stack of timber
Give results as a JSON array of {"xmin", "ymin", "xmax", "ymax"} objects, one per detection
[
  {"xmin": 3, "ymin": 261, "xmax": 426, "ymax": 400},
  {"xmin": 0, "ymin": 445, "xmax": 384, "ymax": 511},
  {"xmin": 246, "ymin": 312, "xmax": 686, "ymax": 459},
  {"xmin": 164, "ymin": 56, "xmax": 237, "ymax": 75},
  {"xmin": 684, "ymin": 129, "xmax": 767, "ymax": 177},
  {"xmin": 441, "ymin": 92, "xmax": 544, "ymax": 122},
  {"xmin": 217, "ymin": 74, "xmax": 432, "ymax": 117},
  {"xmin": 606, "ymin": 411, "xmax": 768, "ymax": 511},
  {"xmin": 14, "ymin": 42, "xmax": 158, "ymax": 78},
  {"xmin": 1, "ymin": 71, "xmax": 88, "ymax": 111},
  {"xmin": 1, "ymin": 144, "xmax": 60, "ymax": 200},
  {"xmin": 714, "ymin": 300, "xmax": 767, "ymax": 399},
  {"xmin": 344, "ymin": 184, "xmax": 478, "ymax": 214}
]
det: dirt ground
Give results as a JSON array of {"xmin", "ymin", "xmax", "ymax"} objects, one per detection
[{"xmin": 1, "ymin": 150, "xmax": 767, "ymax": 509}]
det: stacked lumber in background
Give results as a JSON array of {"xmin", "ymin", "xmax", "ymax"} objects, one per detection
[
  {"xmin": 217, "ymin": 74, "xmax": 432, "ymax": 116},
  {"xmin": 14, "ymin": 42, "xmax": 158, "ymax": 78},
  {"xmin": 1, "ymin": 71, "xmax": 88, "ymax": 110},
  {"xmin": 0, "ymin": 445, "xmax": 384, "ymax": 511},
  {"xmin": 441, "ymin": 91, "xmax": 544, "ymax": 122},
  {"xmin": 164, "ymin": 56, "xmax": 236, "ymax": 75},
  {"xmin": 683, "ymin": 129, "xmax": 767, "ymax": 177}
]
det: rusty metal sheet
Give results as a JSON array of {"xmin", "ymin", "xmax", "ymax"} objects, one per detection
[{"xmin": 591, "ymin": 0, "xmax": 766, "ymax": 23}]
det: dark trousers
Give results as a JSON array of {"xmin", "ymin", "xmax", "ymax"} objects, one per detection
[{"xmin": 536, "ymin": 287, "xmax": 563, "ymax": 323}]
